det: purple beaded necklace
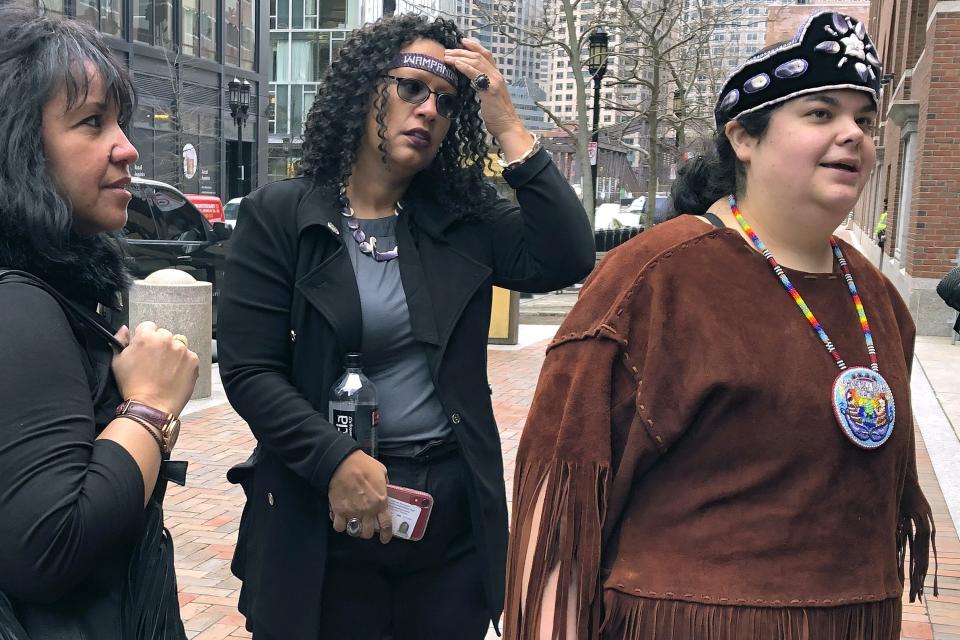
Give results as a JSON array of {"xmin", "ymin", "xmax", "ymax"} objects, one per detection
[{"xmin": 339, "ymin": 187, "xmax": 400, "ymax": 262}]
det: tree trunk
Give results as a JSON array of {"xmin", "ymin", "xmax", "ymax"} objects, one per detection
[{"xmin": 645, "ymin": 106, "xmax": 659, "ymax": 231}]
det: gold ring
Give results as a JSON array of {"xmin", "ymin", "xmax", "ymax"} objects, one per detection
[{"xmin": 172, "ymin": 334, "xmax": 189, "ymax": 349}]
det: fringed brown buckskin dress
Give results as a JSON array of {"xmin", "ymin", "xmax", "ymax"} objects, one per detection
[{"xmin": 505, "ymin": 216, "xmax": 936, "ymax": 640}]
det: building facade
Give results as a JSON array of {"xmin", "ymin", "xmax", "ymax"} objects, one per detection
[
  {"xmin": 764, "ymin": 1, "xmax": 869, "ymax": 45},
  {"xmin": 848, "ymin": 0, "xmax": 960, "ymax": 336},
  {"xmin": 22, "ymin": 0, "xmax": 270, "ymax": 200}
]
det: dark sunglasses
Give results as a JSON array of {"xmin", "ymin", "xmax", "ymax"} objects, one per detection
[{"xmin": 384, "ymin": 75, "xmax": 463, "ymax": 120}]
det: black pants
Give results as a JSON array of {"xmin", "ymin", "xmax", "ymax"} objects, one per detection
[{"xmin": 318, "ymin": 446, "xmax": 489, "ymax": 640}]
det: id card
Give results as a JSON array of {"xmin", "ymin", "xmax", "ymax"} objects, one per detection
[{"xmin": 385, "ymin": 484, "xmax": 433, "ymax": 541}]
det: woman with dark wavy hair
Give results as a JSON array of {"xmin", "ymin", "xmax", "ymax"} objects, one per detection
[
  {"xmin": 218, "ymin": 13, "xmax": 594, "ymax": 640},
  {"xmin": 506, "ymin": 12, "xmax": 935, "ymax": 639},
  {"xmin": 0, "ymin": 5, "xmax": 198, "ymax": 638}
]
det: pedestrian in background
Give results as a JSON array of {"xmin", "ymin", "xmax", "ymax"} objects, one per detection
[
  {"xmin": 505, "ymin": 11, "xmax": 935, "ymax": 639},
  {"xmin": 217, "ymin": 13, "xmax": 594, "ymax": 640},
  {"xmin": 0, "ymin": 5, "xmax": 199, "ymax": 638}
]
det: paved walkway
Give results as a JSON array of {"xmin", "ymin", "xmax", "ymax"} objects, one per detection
[{"xmin": 169, "ymin": 326, "xmax": 960, "ymax": 639}]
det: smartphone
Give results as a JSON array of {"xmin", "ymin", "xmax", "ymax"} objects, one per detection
[{"xmin": 385, "ymin": 484, "xmax": 433, "ymax": 541}]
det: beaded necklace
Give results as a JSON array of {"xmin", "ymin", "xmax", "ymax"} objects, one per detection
[
  {"xmin": 729, "ymin": 195, "xmax": 895, "ymax": 449},
  {"xmin": 339, "ymin": 187, "xmax": 400, "ymax": 262}
]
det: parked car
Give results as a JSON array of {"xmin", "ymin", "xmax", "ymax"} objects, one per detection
[
  {"xmin": 628, "ymin": 194, "xmax": 672, "ymax": 223},
  {"xmin": 185, "ymin": 193, "xmax": 225, "ymax": 224},
  {"xmin": 121, "ymin": 177, "xmax": 232, "ymax": 335},
  {"xmin": 595, "ymin": 202, "xmax": 642, "ymax": 230},
  {"xmin": 223, "ymin": 197, "xmax": 243, "ymax": 229}
]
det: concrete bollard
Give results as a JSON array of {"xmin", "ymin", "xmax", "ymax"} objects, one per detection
[{"xmin": 129, "ymin": 269, "xmax": 212, "ymax": 399}]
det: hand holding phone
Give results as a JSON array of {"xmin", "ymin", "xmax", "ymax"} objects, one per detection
[{"xmin": 384, "ymin": 484, "xmax": 433, "ymax": 541}]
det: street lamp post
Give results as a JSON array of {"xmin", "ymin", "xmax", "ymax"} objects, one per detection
[
  {"xmin": 227, "ymin": 77, "xmax": 252, "ymax": 198},
  {"xmin": 588, "ymin": 29, "xmax": 608, "ymax": 212}
]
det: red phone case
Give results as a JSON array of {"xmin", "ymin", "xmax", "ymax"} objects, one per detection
[{"xmin": 386, "ymin": 484, "xmax": 433, "ymax": 541}]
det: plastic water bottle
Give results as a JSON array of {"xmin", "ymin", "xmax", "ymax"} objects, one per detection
[{"xmin": 328, "ymin": 352, "xmax": 379, "ymax": 458}]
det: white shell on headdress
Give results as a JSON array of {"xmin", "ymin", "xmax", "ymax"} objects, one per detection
[
  {"xmin": 719, "ymin": 89, "xmax": 739, "ymax": 112},
  {"xmin": 832, "ymin": 12, "xmax": 850, "ymax": 34},
  {"xmin": 774, "ymin": 59, "xmax": 809, "ymax": 79},
  {"xmin": 816, "ymin": 41, "xmax": 841, "ymax": 54},
  {"xmin": 743, "ymin": 73, "xmax": 770, "ymax": 93}
]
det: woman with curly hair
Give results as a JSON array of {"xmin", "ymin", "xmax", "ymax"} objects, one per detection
[{"xmin": 218, "ymin": 13, "xmax": 594, "ymax": 640}]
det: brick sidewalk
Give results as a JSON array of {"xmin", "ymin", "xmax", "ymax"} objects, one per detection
[{"xmin": 169, "ymin": 339, "xmax": 959, "ymax": 639}]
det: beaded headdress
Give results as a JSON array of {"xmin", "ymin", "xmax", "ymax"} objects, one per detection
[{"xmin": 715, "ymin": 11, "xmax": 882, "ymax": 128}]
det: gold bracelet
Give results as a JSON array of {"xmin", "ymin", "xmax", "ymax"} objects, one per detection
[
  {"xmin": 118, "ymin": 413, "xmax": 165, "ymax": 455},
  {"xmin": 497, "ymin": 134, "xmax": 541, "ymax": 170}
]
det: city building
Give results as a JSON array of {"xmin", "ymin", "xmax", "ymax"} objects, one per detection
[
  {"xmin": 508, "ymin": 77, "xmax": 550, "ymax": 131},
  {"xmin": 764, "ymin": 1, "xmax": 869, "ymax": 45},
  {"xmin": 19, "ymin": 0, "xmax": 270, "ymax": 200},
  {"xmin": 848, "ymin": 0, "xmax": 960, "ymax": 336},
  {"xmin": 267, "ymin": 0, "xmax": 365, "ymax": 181}
]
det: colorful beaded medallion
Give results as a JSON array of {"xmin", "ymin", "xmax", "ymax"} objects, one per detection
[
  {"xmin": 832, "ymin": 367, "xmax": 896, "ymax": 449},
  {"xmin": 730, "ymin": 195, "xmax": 895, "ymax": 449}
]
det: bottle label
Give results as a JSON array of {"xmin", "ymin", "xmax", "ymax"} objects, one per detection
[{"xmin": 331, "ymin": 409, "xmax": 355, "ymax": 439}]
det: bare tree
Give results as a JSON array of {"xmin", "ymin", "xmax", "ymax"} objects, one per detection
[{"xmin": 600, "ymin": 0, "xmax": 749, "ymax": 228}]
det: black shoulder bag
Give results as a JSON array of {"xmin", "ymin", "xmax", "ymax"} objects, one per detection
[
  {"xmin": 937, "ymin": 266, "xmax": 960, "ymax": 336},
  {"xmin": 0, "ymin": 270, "xmax": 188, "ymax": 640}
]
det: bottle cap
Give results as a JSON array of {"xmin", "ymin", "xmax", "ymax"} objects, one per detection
[{"xmin": 343, "ymin": 352, "xmax": 363, "ymax": 368}]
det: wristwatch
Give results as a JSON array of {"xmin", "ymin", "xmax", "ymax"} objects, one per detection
[{"xmin": 115, "ymin": 399, "xmax": 181, "ymax": 457}]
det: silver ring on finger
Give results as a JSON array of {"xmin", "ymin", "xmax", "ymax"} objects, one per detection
[
  {"xmin": 471, "ymin": 73, "xmax": 491, "ymax": 91},
  {"xmin": 346, "ymin": 517, "xmax": 362, "ymax": 537}
]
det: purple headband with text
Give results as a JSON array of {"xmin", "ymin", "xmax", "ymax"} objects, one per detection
[{"xmin": 390, "ymin": 52, "xmax": 459, "ymax": 86}]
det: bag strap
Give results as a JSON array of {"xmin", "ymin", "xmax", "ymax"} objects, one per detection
[
  {"xmin": 700, "ymin": 211, "xmax": 726, "ymax": 229},
  {"xmin": 0, "ymin": 270, "xmax": 124, "ymax": 352}
]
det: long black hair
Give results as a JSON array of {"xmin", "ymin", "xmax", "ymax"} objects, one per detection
[
  {"xmin": 670, "ymin": 107, "xmax": 776, "ymax": 216},
  {"xmin": 300, "ymin": 14, "xmax": 497, "ymax": 221},
  {"xmin": 0, "ymin": 3, "xmax": 135, "ymax": 302}
]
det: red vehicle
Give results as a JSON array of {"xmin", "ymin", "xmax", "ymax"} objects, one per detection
[{"xmin": 185, "ymin": 194, "xmax": 225, "ymax": 224}]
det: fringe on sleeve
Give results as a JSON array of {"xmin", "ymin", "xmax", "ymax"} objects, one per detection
[
  {"xmin": 505, "ymin": 459, "xmax": 610, "ymax": 639},
  {"xmin": 897, "ymin": 422, "xmax": 938, "ymax": 602},
  {"xmin": 503, "ymin": 336, "xmax": 623, "ymax": 640},
  {"xmin": 897, "ymin": 478, "xmax": 938, "ymax": 601}
]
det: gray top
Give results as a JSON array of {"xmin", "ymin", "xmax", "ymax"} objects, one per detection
[{"xmin": 341, "ymin": 214, "xmax": 451, "ymax": 445}]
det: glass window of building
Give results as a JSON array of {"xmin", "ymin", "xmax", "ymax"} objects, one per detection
[
  {"xmin": 303, "ymin": 0, "xmax": 319, "ymax": 28},
  {"xmin": 291, "ymin": 0, "xmax": 302, "ymax": 28},
  {"xmin": 74, "ymin": 0, "xmax": 97, "ymax": 28},
  {"xmin": 225, "ymin": 0, "xmax": 241, "ymax": 65},
  {"xmin": 182, "ymin": 0, "xmax": 198, "ymax": 56},
  {"xmin": 135, "ymin": 0, "xmax": 173, "ymax": 47},
  {"xmin": 318, "ymin": 0, "xmax": 345, "ymax": 27},
  {"xmin": 199, "ymin": 0, "xmax": 216, "ymax": 59},
  {"xmin": 240, "ymin": 0, "xmax": 256, "ymax": 70},
  {"xmin": 290, "ymin": 32, "xmax": 325, "ymax": 83},
  {"xmin": 101, "ymin": 0, "xmax": 123, "ymax": 36},
  {"xmin": 28, "ymin": 0, "xmax": 67, "ymax": 18},
  {"xmin": 268, "ymin": 89, "xmax": 277, "ymax": 135},
  {"xmin": 275, "ymin": 84, "xmax": 289, "ymax": 135},
  {"xmin": 272, "ymin": 32, "xmax": 289, "ymax": 82},
  {"xmin": 182, "ymin": 0, "xmax": 217, "ymax": 59}
]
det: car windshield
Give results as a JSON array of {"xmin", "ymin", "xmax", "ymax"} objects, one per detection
[{"xmin": 224, "ymin": 203, "xmax": 239, "ymax": 221}]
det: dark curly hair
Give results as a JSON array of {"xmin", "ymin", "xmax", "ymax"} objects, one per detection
[{"xmin": 300, "ymin": 14, "xmax": 497, "ymax": 222}]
